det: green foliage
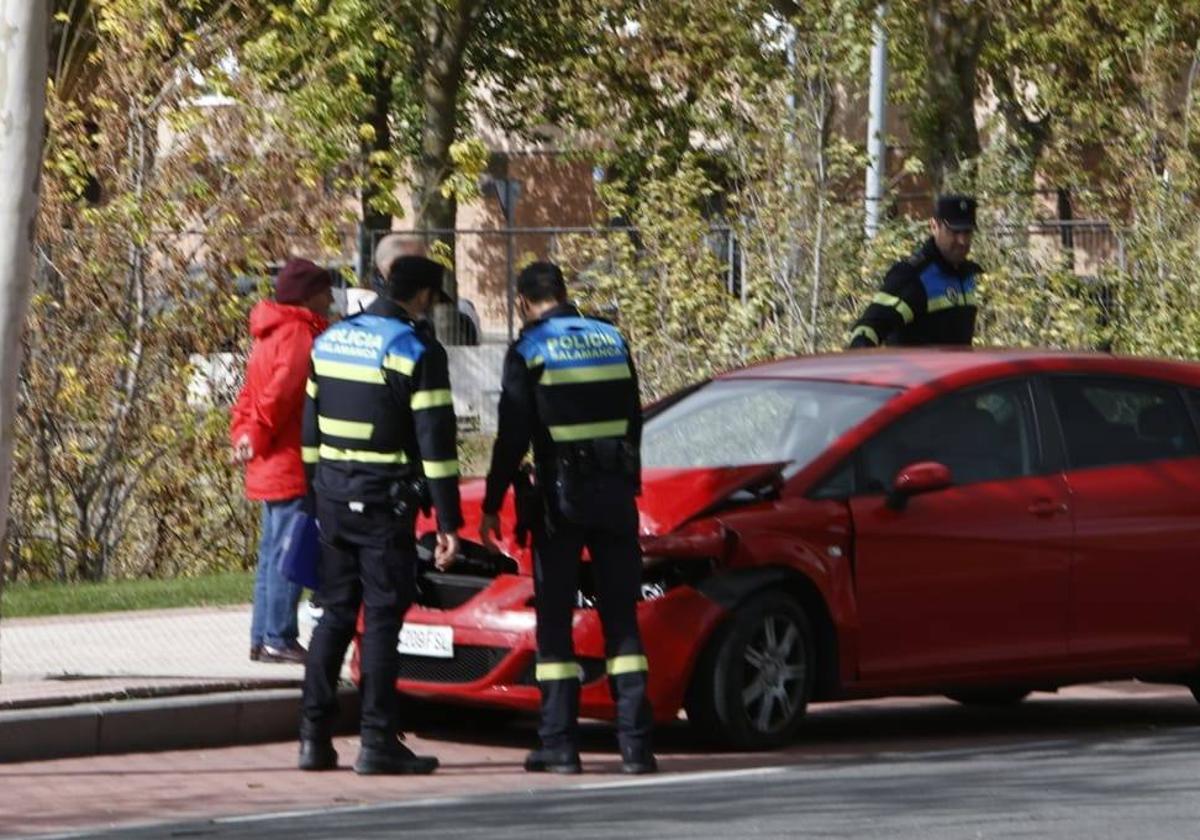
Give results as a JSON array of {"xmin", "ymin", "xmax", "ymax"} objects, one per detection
[
  {"xmin": 11, "ymin": 2, "xmax": 342, "ymax": 584},
  {"xmin": 16, "ymin": 0, "xmax": 1200, "ymax": 588}
]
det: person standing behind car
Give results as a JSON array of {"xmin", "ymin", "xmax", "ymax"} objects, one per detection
[
  {"xmin": 848, "ymin": 194, "xmax": 982, "ymax": 348},
  {"xmin": 479, "ymin": 261, "xmax": 656, "ymax": 776},
  {"xmin": 297, "ymin": 255, "xmax": 462, "ymax": 775},
  {"xmin": 230, "ymin": 258, "xmax": 333, "ymax": 664}
]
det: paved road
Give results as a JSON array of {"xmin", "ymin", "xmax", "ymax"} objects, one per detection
[{"xmin": 7, "ymin": 683, "xmax": 1199, "ymax": 840}]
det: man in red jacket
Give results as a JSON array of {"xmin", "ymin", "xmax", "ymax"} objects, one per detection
[{"xmin": 231, "ymin": 259, "xmax": 334, "ymax": 663}]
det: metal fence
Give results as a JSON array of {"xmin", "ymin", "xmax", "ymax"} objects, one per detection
[{"xmin": 0, "ymin": 217, "xmax": 1126, "ymax": 705}]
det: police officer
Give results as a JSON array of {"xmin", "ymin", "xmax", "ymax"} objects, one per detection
[
  {"xmin": 298, "ymin": 255, "xmax": 462, "ymax": 775},
  {"xmin": 849, "ymin": 194, "xmax": 983, "ymax": 348},
  {"xmin": 479, "ymin": 262, "xmax": 656, "ymax": 775}
]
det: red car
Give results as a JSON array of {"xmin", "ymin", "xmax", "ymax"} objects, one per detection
[{"xmin": 359, "ymin": 348, "xmax": 1200, "ymax": 749}]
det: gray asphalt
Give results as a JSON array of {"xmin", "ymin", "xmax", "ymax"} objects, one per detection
[{"xmin": 78, "ymin": 693, "xmax": 1200, "ymax": 840}]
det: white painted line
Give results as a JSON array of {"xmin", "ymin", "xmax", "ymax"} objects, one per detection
[
  {"xmin": 569, "ymin": 764, "xmax": 791, "ymax": 792},
  {"xmin": 216, "ymin": 764, "xmax": 794, "ymax": 827}
]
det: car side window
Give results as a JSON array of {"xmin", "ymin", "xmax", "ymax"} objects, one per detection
[
  {"xmin": 810, "ymin": 460, "xmax": 855, "ymax": 499},
  {"xmin": 858, "ymin": 380, "xmax": 1037, "ymax": 493},
  {"xmin": 1050, "ymin": 377, "xmax": 1199, "ymax": 470}
]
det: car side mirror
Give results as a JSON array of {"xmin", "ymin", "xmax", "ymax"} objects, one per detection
[{"xmin": 886, "ymin": 461, "xmax": 952, "ymax": 510}]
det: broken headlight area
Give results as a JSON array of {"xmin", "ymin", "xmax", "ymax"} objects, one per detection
[{"xmin": 564, "ymin": 555, "xmax": 718, "ymax": 610}]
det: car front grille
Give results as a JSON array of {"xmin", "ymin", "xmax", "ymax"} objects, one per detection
[{"xmin": 397, "ymin": 644, "xmax": 509, "ymax": 684}]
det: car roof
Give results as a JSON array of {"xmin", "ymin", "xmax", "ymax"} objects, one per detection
[{"xmin": 718, "ymin": 347, "xmax": 1200, "ymax": 390}]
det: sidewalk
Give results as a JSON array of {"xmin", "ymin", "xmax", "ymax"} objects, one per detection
[
  {"xmin": 0, "ymin": 603, "xmax": 350, "ymax": 762},
  {"xmin": 1, "ymin": 603, "xmax": 325, "ymax": 692}
]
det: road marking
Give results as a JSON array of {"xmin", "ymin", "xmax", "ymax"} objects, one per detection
[{"xmin": 214, "ymin": 765, "xmax": 793, "ymax": 827}]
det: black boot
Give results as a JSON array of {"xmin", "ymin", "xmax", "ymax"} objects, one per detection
[
  {"xmin": 524, "ymin": 745, "xmax": 582, "ymax": 774},
  {"xmin": 354, "ymin": 739, "xmax": 439, "ymax": 775},
  {"xmin": 298, "ymin": 738, "xmax": 338, "ymax": 771},
  {"xmin": 619, "ymin": 742, "xmax": 657, "ymax": 775}
]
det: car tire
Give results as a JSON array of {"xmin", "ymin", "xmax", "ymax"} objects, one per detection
[
  {"xmin": 945, "ymin": 689, "xmax": 1032, "ymax": 707},
  {"xmin": 686, "ymin": 591, "xmax": 814, "ymax": 750}
]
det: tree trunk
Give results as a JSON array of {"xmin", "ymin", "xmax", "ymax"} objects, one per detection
[
  {"xmin": 361, "ymin": 50, "xmax": 394, "ymax": 241},
  {"xmin": 921, "ymin": 0, "xmax": 989, "ymax": 189},
  {"xmin": 0, "ymin": 2, "xmax": 49, "ymax": 620},
  {"xmin": 413, "ymin": 0, "xmax": 479, "ymax": 339}
]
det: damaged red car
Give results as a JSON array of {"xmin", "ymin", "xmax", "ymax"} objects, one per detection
[{"xmin": 360, "ymin": 348, "xmax": 1200, "ymax": 749}]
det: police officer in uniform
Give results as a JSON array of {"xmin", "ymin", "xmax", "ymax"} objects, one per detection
[
  {"xmin": 479, "ymin": 262, "xmax": 656, "ymax": 775},
  {"xmin": 849, "ymin": 194, "xmax": 983, "ymax": 348},
  {"xmin": 298, "ymin": 256, "xmax": 462, "ymax": 775}
]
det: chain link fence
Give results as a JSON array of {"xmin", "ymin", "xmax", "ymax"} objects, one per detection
[{"xmin": 0, "ymin": 218, "xmax": 1125, "ymax": 705}]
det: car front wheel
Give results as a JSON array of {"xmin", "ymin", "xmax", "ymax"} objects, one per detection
[{"xmin": 686, "ymin": 591, "xmax": 814, "ymax": 750}]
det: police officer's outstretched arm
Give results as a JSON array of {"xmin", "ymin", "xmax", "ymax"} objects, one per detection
[
  {"xmin": 480, "ymin": 346, "xmax": 536, "ymax": 551},
  {"xmin": 398, "ymin": 339, "xmax": 463, "ymax": 568},
  {"xmin": 848, "ymin": 265, "xmax": 927, "ymax": 349},
  {"xmin": 626, "ymin": 348, "xmax": 644, "ymax": 495}
]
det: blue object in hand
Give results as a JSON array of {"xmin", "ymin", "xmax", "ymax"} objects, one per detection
[{"xmin": 279, "ymin": 511, "xmax": 321, "ymax": 590}]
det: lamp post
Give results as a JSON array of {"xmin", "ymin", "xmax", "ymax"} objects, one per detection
[
  {"xmin": 0, "ymin": 2, "xmax": 49, "ymax": 683},
  {"xmin": 865, "ymin": 2, "xmax": 888, "ymax": 239},
  {"xmin": 484, "ymin": 176, "xmax": 521, "ymax": 340}
]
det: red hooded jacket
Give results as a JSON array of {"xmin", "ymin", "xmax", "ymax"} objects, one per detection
[{"xmin": 230, "ymin": 301, "xmax": 328, "ymax": 501}]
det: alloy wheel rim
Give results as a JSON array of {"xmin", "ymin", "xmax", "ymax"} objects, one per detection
[{"xmin": 740, "ymin": 612, "xmax": 806, "ymax": 734}]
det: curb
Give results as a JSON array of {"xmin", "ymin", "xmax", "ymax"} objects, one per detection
[{"xmin": 0, "ymin": 686, "xmax": 361, "ymax": 763}]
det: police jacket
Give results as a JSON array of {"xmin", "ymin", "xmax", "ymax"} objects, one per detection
[
  {"xmin": 302, "ymin": 297, "xmax": 462, "ymax": 531},
  {"xmin": 849, "ymin": 238, "xmax": 982, "ymax": 348},
  {"xmin": 482, "ymin": 304, "xmax": 641, "ymax": 515}
]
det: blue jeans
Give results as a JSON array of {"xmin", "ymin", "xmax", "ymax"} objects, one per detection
[{"xmin": 250, "ymin": 497, "xmax": 305, "ymax": 650}]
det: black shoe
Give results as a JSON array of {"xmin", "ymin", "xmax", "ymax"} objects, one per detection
[
  {"xmin": 260, "ymin": 642, "xmax": 307, "ymax": 664},
  {"xmin": 354, "ymin": 741, "xmax": 439, "ymax": 775},
  {"xmin": 524, "ymin": 746, "xmax": 582, "ymax": 774},
  {"xmin": 250, "ymin": 644, "xmax": 263, "ymax": 662},
  {"xmin": 620, "ymin": 745, "xmax": 658, "ymax": 775},
  {"xmin": 298, "ymin": 739, "xmax": 338, "ymax": 771}
]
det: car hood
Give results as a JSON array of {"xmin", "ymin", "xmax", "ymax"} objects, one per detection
[
  {"xmin": 446, "ymin": 463, "xmax": 785, "ymax": 572},
  {"xmin": 635, "ymin": 463, "xmax": 787, "ymax": 535}
]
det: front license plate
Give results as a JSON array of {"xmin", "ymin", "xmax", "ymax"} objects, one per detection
[{"xmin": 398, "ymin": 623, "xmax": 454, "ymax": 659}]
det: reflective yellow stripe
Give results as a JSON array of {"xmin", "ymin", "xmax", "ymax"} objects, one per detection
[
  {"xmin": 318, "ymin": 444, "xmax": 408, "ymax": 464},
  {"xmin": 607, "ymin": 654, "xmax": 648, "ymax": 676},
  {"xmin": 872, "ymin": 292, "xmax": 914, "ymax": 324},
  {"xmin": 301, "ymin": 446, "xmax": 319, "ymax": 464},
  {"xmin": 318, "ymin": 416, "xmax": 373, "ymax": 440},
  {"xmin": 964, "ymin": 290, "xmax": 978, "ymax": 306},
  {"xmin": 849, "ymin": 325, "xmax": 880, "ymax": 346},
  {"xmin": 313, "ymin": 358, "xmax": 384, "ymax": 384},
  {"xmin": 548, "ymin": 419, "xmax": 629, "ymax": 442},
  {"xmin": 526, "ymin": 354, "xmax": 545, "ymax": 369},
  {"xmin": 305, "ymin": 379, "xmax": 318, "ymax": 399},
  {"xmin": 382, "ymin": 353, "xmax": 415, "ymax": 375},
  {"xmin": 541, "ymin": 363, "xmax": 632, "ymax": 386},
  {"xmin": 422, "ymin": 458, "xmax": 459, "ymax": 479},
  {"xmin": 535, "ymin": 661, "xmax": 582, "ymax": 682},
  {"xmin": 411, "ymin": 389, "xmax": 453, "ymax": 410},
  {"xmin": 927, "ymin": 295, "xmax": 953, "ymax": 313}
]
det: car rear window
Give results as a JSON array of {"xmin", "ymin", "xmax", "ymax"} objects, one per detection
[{"xmin": 1050, "ymin": 377, "xmax": 1199, "ymax": 470}]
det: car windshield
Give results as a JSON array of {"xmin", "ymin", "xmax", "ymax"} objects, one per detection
[{"xmin": 642, "ymin": 378, "xmax": 897, "ymax": 475}]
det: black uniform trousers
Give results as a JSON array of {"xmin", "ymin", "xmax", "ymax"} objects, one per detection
[
  {"xmin": 301, "ymin": 496, "xmax": 417, "ymax": 747},
  {"xmin": 532, "ymin": 490, "xmax": 653, "ymax": 752}
]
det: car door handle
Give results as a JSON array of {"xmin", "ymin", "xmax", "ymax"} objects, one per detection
[{"xmin": 1028, "ymin": 499, "xmax": 1069, "ymax": 517}]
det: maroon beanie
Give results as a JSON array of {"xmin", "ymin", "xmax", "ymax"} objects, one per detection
[{"xmin": 275, "ymin": 258, "xmax": 333, "ymax": 304}]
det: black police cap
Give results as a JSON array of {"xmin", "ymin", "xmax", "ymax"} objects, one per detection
[
  {"xmin": 387, "ymin": 255, "xmax": 451, "ymax": 303},
  {"xmin": 934, "ymin": 194, "xmax": 977, "ymax": 231}
]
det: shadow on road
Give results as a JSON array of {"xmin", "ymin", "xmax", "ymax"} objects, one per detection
[{"xmin": 406, "ymin": 688, "xmax": 1200, "ymax": 773}]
